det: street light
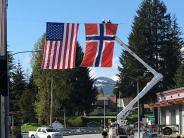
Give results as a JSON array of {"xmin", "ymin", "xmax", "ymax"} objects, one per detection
[
  {"xmin": 96, "ymin": 81, "xmax": 116, "ymax": 129},
  {"xmin": 103, "ymin": 91, "xmax": 106, "ymax": 129},
  {"xmin": 126, "ymin": 76, "xmax": 140, "ymax": 138},
  {"xmin": 100, "ymin": 85, "xmax": 106, "ymax": 129},
  {"xmin": 136, "ymin": 79, "xmax": 140, "ymax": 138},
  {"xmin": 50, "ymin": 76, "xmax": 53, "ymax": 126}
]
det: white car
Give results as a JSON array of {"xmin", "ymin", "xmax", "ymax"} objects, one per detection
[{"xmin": 28, "ymin": 127, "xmax": 63, "ymax": 138}]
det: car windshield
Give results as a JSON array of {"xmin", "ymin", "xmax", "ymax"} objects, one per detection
[{"xmin": 46, "ymin": 128, "xmax": 59, "ymax": 132}]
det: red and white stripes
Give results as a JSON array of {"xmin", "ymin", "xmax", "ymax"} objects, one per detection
[{"xmin": 42, "ymin": 23, "xmax": 79, "ymax": 69}]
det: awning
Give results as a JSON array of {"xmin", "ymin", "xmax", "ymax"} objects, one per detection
[{"xmin": 154, "ymin": 97, "xmax": 184, "ymax": 107}]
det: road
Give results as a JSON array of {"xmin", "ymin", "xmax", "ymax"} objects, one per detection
[{"xmin": 64, "ymin": 134, "xmax": 102, "ymax": 138}]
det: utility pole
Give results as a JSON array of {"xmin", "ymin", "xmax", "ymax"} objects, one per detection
[
  {"xmin": 0, "ymin": 0, "xmax": 8, "ymax": 138},
  {"xmin": 137, "ymin": 79, "xmax": 140, "ymax": 138},
  {"xmin": 125, "ymin": 75, "xmax": 141, "ymax": 138},
  {"xmin": 63, "ymin": 109, "xmax": 66, "ymax": 128},
  {"xmin": 50, "ymin": 76, "xmax": 53, "ymax": 126},
  {"xmin": 103, "ymin": 94, "xmax": 106, "ymax": 129}
]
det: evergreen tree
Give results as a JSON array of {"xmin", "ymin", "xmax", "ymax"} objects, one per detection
[
  {"xmin": 8, "ymin": 52, "xmax": 17, "ymax": 117},
  {"xmin": 19, "ymin": 89, "xmax": 35, "ymax": 122},
  {"xmin": 118, "ymin": 0, "xmax": 183, "ymax": 101},
  {"xmin": 8, "ymin": 52, "xmax": 15, "ymax": 93},
  {"xmin": 11, "ymin": 61, "xmax": 27, "ymax": 120},
  {"xmin": 19, "ymin": 74, "xmax": 38, "ymax": 123},
  {"xmin": 32, "ymin": 36, "xmax": 97, "ymax": 123},
  {"xmin": 159, "ymin": 16, "xmax": 183, "ymax": 89},
  {"xmin": 63, "ymin": 45, "xmax": 98, "ymax": 115},
  {"xmin": 174, "ymin": 64, "xmax": 184, "ymax": 87},
  {"xmin": 8, "ymin": 51, "xmax": 16, "ymax": 81},
  {"xmin": 32, "ymin": 36, "xmax": 52, "ymax": 124}
]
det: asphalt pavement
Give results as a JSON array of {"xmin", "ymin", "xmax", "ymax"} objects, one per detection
[{"xmin": 64, "ymin": 134, "xmax": 102, "ymax": 138}]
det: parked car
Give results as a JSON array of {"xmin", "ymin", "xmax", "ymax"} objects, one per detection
[{"xmin": 28, "ymin": 127, "xmax": 63, "ymax": 138}]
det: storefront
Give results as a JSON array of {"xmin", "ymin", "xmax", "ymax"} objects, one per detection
[{"xmin": 154, "ymin": 87, "xmax": 184, "ymax": 134}]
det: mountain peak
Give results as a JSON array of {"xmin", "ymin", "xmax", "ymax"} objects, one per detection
[{"xmin": 94, "ymin": 77, "xmax": 116, "ymax": 96}]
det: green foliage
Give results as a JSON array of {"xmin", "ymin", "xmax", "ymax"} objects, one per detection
[
  {"xmin": 118, "ymin": 0, "xmax": 183, "ymax": 101},
  {"xmin": 31, "ymin": 36, "xmax": 97, "ymax": 124},
  {"xmin": 8, "ymin": 52, "xmax": 16, "ymax": 97},
  {"xmin": 10, "ymin": 61, "xmax": 27, "ymax": 120},
  {"xmin": 8, "ymin": 51, "xmax": 16, "ymax": 83},
  {"xmin": 21, "ymin": 123, "xmax": 45, "ymax": 131},
  {"xmin": 174, "ymin": 64, "xmax": 184, "ymax": 87},
  {"xmin": 82, "ymin": 116, "xmax": 116, "ymax": 127},
  {"xmin": 11, "ymin": 62, "xmax": 27, "ymax": 97},
  {"xmin": 126, "ymin": 114, "xmax": 138, "ymax": 124},
  {"xmin": 11, "ymin": 125, "xmax": 21, "ymax": 134},
  {"xmin": 19, "ymin": 89, "xmax": 36, "ymax": 123},
  {"xmin": 8, "ymin": 52, "xmax": 37, "ymax": 123},
  {"xmin": 62, "ymin": 45, "xmax": 98, "ymax": 115},
  {"xmin": 17, "ymin": 73, "xmax": 37, "ymax": 123},
  {"xmin": 67, "ymin": 116, "xmax": 83, "ymax": 127},
  {"xmin": 67, "ymin": 116, "xmax": 117, "ymax": 127}
]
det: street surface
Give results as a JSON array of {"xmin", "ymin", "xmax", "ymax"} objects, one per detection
[{"xmin": 64, "ymin": 134, "xmax": 102, "ymax": 138}]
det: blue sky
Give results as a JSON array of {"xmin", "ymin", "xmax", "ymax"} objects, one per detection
[{"xmin": 7, "ymin": 0, "xmax": 184, "ymax": 80}]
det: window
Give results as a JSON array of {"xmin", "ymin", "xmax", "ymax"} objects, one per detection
[{"xmin": 46, "ymin": 128, "xmax": 58, "ymax": 132}]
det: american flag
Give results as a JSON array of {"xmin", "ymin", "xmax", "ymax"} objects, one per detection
[
  {"xmin": 80, "ymin": 23, "xmax": 118, "ymax": 67},
  {"xmin": 42, "ymin": 22, "xmax": 79, "ymax": 69}
]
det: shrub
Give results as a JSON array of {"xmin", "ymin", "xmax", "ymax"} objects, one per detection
[
  {"xmin": 21, "ymin": 123, "xmax": 45, "ymax": 132},
  {"xmin": 11, "ymin": 125, "xmax": 21, "ymax": 135},
  {"xmin": 126, "ymin": 114, "xmax": 138, "ymax": 124},
  {"xmin": 67, "ymin": 116, "xmax": 83, "ymax": 127},
  {"xmin": 82, "ymin": 116, "xmax": 116, "ymax": 127}
]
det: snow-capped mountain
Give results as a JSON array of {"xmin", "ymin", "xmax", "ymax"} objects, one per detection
[{"xmin": 93, "ymin": 77, "xmax": 116, "ymax": 96}]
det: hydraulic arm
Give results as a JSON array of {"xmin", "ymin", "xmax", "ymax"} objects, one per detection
[{"xmin": 115, "ymin": 37, "xmax": 163, "ymax": 126}]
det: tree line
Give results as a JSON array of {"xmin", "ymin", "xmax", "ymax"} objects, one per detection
[
  {"xmin": 9, "ymin": 0, "xmax": 184, "ymax": 125},
  {"xmin": 117, "ymin": 0, "xmax": 184, "ymax": 121},
  {"xmin": 117, "ymin": 0, "xmax": 183, "ymax": 99},
  {"xmin": 9, "ymin": 39, "xmax": 98, "ymax": 124}
]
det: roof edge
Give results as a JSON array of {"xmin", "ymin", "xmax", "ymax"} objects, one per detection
[{"xmin": 156, "ymin": 87, "xmax": 184, "ymax": 95}]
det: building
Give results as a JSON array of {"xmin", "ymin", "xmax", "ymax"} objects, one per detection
[
  {"xmin": 154, "ymin": 87, "xmax": 184, "ymax": 134},
  {"xmin": 90, "ymin": 96, "xmax": 133, "ymax": 115},
  {"xmin": 91, "ymin": 96, "xmax": 117, "ymax": 115}
]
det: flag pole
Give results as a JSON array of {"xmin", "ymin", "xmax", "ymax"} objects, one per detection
[{"xmin": 50, "ymin": 73, "xmax": 53, "ymax": 126}]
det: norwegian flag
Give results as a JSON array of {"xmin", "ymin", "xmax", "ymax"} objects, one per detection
[
  {"xmin": 80, "ymin": 23, "xmax": 118, "ymax": 67},
  {"xmin": 42, "ymin": 22, "xmax": 79, "ymax": 69}
]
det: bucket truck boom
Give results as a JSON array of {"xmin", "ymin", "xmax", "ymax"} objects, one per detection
[{"xmin": 115, "ymin": 37, "xmax": 163, "ymax": 126}]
